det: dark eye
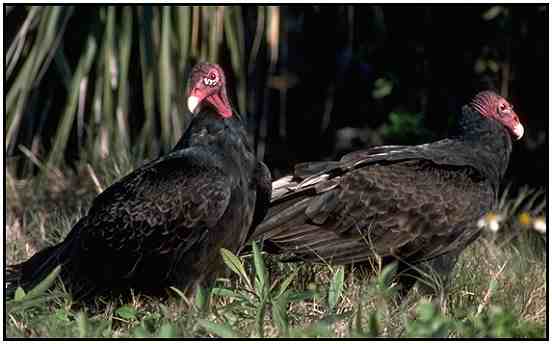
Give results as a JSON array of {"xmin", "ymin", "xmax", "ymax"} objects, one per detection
[
  {"xmin": 209, "ymin": 72, "xmax": 216, "ymax": 80},
  {"xmin": 499, "ymin": 103, "xmax": 507, "ymax": 111}
]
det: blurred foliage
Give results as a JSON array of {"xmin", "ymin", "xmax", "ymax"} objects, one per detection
[
  {"xmin": 380, "ymin": 112, "xmax": 432, "ymax": 144},
  {"xmin": 5, "ymin": 5, "xmax": 547, "ymax": 190}
]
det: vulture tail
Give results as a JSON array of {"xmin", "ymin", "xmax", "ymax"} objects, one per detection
[{"xmin": 6, "ymin": 243, "xmax": 63, "ymax": 299}]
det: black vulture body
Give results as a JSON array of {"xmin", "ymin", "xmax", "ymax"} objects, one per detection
[
  {"xmin": 7, "ymin": 66, "xmax": 272, "ymax": 301},
  {"xmin": 252, "ymin": 101, "xmax": 517, "ymax": 296}
]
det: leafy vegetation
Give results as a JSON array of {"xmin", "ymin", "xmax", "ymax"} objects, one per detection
[{"xmin": 380, "ymin": 111, "xmax": 433, "ymax": 144}]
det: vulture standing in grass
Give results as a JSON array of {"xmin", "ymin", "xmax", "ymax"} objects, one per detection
[
  {"xmin": 6, "ymin": 63, "xmax": 272, "ymax": 300},
  {"xmin": 252, "ymin": 91, "xmax": 523, "ymax": 297}
]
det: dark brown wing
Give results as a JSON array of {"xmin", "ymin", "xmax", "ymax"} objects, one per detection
[
  {"xmin": 67, "ymin": 148, "xmax": 232, "ymax": 289},
  {"xmin": 254, "ymin": 157, "xmax": 493, "ymax": 266}
]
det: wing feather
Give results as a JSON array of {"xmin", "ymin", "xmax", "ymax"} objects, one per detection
[
  {"xmin": 77, "ymin": 148, "xmax": 232, "ymax": 279},
  {"xmin": 253, "ymin": 154, "xmax": 493, "ymax": 266}
]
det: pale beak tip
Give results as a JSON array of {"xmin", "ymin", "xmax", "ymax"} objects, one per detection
[
  {"xmin": 513, "ymin": 124, "xmax": 524, "ymax": 140},
  {"xmin": 187, "ymin": 96, "xmax": 200, "ymax": 114}
]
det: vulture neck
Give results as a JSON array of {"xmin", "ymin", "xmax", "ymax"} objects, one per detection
[
  {"xmin": 452, "ymin": 106, "xmax": 513, "ymax": 190},
  {"xmin": 172, "ymin": 109, "xmax": 255, "ymax": 166},
  {"xmin": 174, "ymin": 109, "xmax": 241, "ymax": 147}
]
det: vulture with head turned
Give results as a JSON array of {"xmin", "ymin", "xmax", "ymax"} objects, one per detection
[
  {"xmin": 252, "ymin": 91, "xmax": 523, "ymax": 297},
  {"xmin": 6, "ymin": 63, "xmax": 272, "ymax": 300}
]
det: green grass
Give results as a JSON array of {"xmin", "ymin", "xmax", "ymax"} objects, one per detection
[{"xmin": 5, "ymin": 153, "xmax": 547, "ymax": 338}]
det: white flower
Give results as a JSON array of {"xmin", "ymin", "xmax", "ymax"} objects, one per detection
[
  {"xmin": 488, "ymin": 219, "xmax": 501, "ymax": 233},
  {"xmin": 477, "ymin": 217, "xmax": 487, "ymax": 229},
  {"xmin": 533, "ymin": 217, "xmax": 546, "ymax": 234},
  {"xmin": 478, "ymin": 212, "xmax": 504, "ymax": 233}
]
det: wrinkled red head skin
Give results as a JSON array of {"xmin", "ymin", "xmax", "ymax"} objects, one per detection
[
  {"xmin": 186, "ymin": 63, "xmax": 232, "ymax": 118},
  {"xmin": 470, "ymin": 91, "xmax": 524, "ymax": 140}
]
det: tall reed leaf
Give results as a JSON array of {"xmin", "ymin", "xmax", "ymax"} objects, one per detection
[
  {"xmin": 47, "ymin": 35, "xmax": 97, "ymax": 166},
  {"xmin": 159, "ymin": 6, "xmax": 174, "ymax": 148}
]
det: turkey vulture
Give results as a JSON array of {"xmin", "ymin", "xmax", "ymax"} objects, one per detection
[
  {"xmin": 7, "ymin": 63, "xmax": 272, "ymax": 300},
  {"xmin": 252, "ymin": 91, "xmax": 523, "ymax": 297}
]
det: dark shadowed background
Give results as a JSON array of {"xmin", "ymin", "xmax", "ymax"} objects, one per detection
[{"xmin": 5, "ymin": 5, "xmax": 548, "ymax": 191}]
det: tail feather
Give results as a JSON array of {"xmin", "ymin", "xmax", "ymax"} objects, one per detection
[
  {"xmin": 252, "ymin": 198, "xmax": 311, "ymax": 240},
  {"xmin": 6, "ymin": 244, "xmax": 62, "ymax": 299}
]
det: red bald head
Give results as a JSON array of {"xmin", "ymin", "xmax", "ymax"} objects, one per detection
[
  {"xmin": 186, "ymin": 63, "xmax": 232, "ymax": 118},
  {"xmin": 470, "ymin": 91, "xmax": 524, "ymax": 140}
]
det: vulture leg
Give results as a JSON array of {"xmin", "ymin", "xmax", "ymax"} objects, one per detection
[{"xmin": 395, "ymin": 251, "xmax": 460, "ymax": 307}]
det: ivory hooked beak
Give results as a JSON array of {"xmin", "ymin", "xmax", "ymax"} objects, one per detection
[
  {"xmin": 187, "ymin": 96, "xmax": 200, "ymax": 114},
  {"xmin": 513, "ymin": 123, "xmax": 524, "ymax": 140}
]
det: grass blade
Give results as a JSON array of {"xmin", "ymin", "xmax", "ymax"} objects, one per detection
[
  {"xmin": 211, "ymin": 287, "xmax": 244, "ymax": 300},
  {"xmin": 274, "ymin": 270, "xmax": 298, "ymax": 298},
  {"xmin": 272, "ymin": 296, "xmax": 289, "ymax": 336},
  {"xmin": 100, "ymin": 6, "xmax": 116, "ymax": 156},
  {"xmin": 159, "ymin": 6, "xmax": 174, "ymax": 148},
  {"xmin": 25, "ymin": 265, "xmax": 62, "ymax": 299},
  {"xmin": 158, "ymin": 323, "xmax": 177, "ymax": 338},
  {"xmin": 175, "ymin": 6, "xmax": 191, "ymax": 73},
  {"xmin": 115, "ymin": 305, "xmax": 137, "ymax": 321},
  {"xmin": 169, "ymin": 286, "xmax": 188, "ymax": 301},
  {"xmin": 77, "ymin": 312, "xmax": 89, "ymax": 338},
  {"xmin": 14, "ymin": 287, "xmax": 26, "ymax": 302},
  {"xmin": 194, "ymin": 285, "xmax": 209, "ymax": 313},
  {"xmin": 6, "ymin": 7, "xmax": 66, "ymax": 154},
  {"xmin": 6, "ymin": 6, "xmax": 41, "ymax": 79},
  {"xmin": 208, "ymin": 6, "xmax": 224, "ymax": 62},
  {"xmin": 377, "ymin": 260, "xmax": 398, "ymax": 290},
  {"xmin": 252, "ymin": 241, "xmax": 267, "ymax": 295},
  {"xmin": 223, "ymin": 7, "xmax": 245, "ymax": 114},
  {"xmin": 220, "ymin": 248, "xmax": 252, "ymax": 290},
  {"xmin": 137, "ymin": 6, "xmax": 157, "ymax": 156},
  {"xmin": 115, "ymin": 6, "xmax": 133, "ymax": 149},
  {"xmin": 47, "ymin": 35, "xmax": 97, "ymax": 166},
  {"xmin": 197, "ymin": 319, "xmax": 242, "ymax": 338},
  {"xmin": 328, "ymin": 266, "xmax": 344, "ymax": 311}
]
